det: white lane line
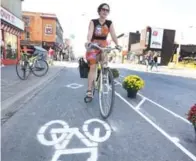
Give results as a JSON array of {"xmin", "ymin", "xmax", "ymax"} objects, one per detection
[
  {"xmin": 115, "ymin": 78, "xmax": 191, "ymax": 125},
  {"xmin": 115, "ymin": 91, "xmax": 196, "ymax": 161},
  {"xmin": 137, "ymin": 93, "xmax": 191, "ymax": 124},
  {"xmin": 135, "ymin": 98, "xmax": 146, "ymax": 110}
]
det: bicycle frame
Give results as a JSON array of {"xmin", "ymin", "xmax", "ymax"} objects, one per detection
[
  {"xmin": 88, "ymin": 43, "xmax": 121, "ymax": 92},
  {"xmin": 21, "ymin": 53, "xmax": 40, "ymax": 67},
  {"xmin": 84, "ymin": 43, "xmax": 122, "ymax": 118}
]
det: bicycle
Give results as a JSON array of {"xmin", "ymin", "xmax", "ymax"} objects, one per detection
[
  {"xmin": 84, "ymin": 43, "xmax": 122, "ymax": 119},
  {"xmin": 16, "ymin": 52, "xmax": 49, "ymax": 80}
]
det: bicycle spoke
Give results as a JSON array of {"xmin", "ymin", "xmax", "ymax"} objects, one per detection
[{"xmin": 32, "ymin": 60, "xmax": 49, "ymax": 77}]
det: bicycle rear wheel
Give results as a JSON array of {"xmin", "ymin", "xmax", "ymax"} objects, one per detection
[
  {"xmin": 16, "ymin": 59, "xmax": 31, "ymax": 80},
  {"xmin": 32, "ymin": 59, "xmax": 49, "ymax": 77},
  {"xmin": 98, "ymin": 68, "xmax": 115, "ymax": 119}
]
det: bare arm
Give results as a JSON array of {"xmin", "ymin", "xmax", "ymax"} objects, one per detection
[
  {"xmin": 87, "ymin": 21, "xmax": 94, "ymax": 43},
  {"xmin": 110, "ymin": 23, "xmax": 118, "ymax": 45}
]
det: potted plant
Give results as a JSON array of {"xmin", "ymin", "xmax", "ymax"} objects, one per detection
[
  {"xmin": 122, "ymin": 75, "xmax": 145, "ymax": 98},
  {"xmin": 187, "ymin": 104, "xmax": 196, "ymax": 136},
  {"xmin": 110, "ymin": 68, "xmax": 119, "ymax": 79}
]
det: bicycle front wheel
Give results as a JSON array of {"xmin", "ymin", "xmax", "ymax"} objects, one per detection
[
  {"xmin": 32, "ymin": 59, "xmax": 49, "ymax": 77},
  {"xmin": 98, "ymin": 68, "xmax": 115, "ymax": 119},
  {"xmin": 16, "ymin": 59, "xmax": 31, "ymax": 80}
]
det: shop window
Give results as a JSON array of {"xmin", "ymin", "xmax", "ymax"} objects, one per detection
[{"xmin": 4, "ymin": 32, "xmax": 18, "ymax": 59}]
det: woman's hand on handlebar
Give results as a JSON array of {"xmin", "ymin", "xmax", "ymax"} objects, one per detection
[
  {"xmin": 85, "ymin": 42, "xmax": 91, "ymax": 49},
  {"xmin": 115, "ymin": 45, "xmax": 122, "ymax": 51}
]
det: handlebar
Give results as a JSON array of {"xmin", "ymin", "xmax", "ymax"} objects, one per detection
[{"xmin": 87, "ymin": 43, "xmax": 122, "ymax": 52}]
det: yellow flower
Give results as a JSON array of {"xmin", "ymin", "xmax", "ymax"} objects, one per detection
[{"xmin": 123, "ymin": 75, "xmax": 145, "ymax": 90}]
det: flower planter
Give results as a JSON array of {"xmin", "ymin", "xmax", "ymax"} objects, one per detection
[
  {"xmin": 187, "ymin": 104, "xmax": 196, "ymax": 139},
  {"xmin": 111, "ymin": 69, "xmax": 119, "ymax": 79},
  {"xmin": 127, "ymin": 89, "xmax": 138, "ymax": 98},
  {"xmin": 194, "ymin": 126, "xmax": 196, "ymax": 138},
  {"xmin": 122, "ymin": 75, "xmax": 145, "ymax": 99}
]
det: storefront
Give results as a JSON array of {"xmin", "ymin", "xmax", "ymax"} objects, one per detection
[{"xmin": 1, "ymin": 6, "xmax": 24, "ymax": 65}]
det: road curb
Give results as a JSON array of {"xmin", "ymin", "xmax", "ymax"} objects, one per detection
[
  {"xmin": 110, "ymin": 64, "xmax": 196, "ymax": 79},
  {"xmin": 1, "ymin": 67, "xmax": 64, "ymax": 112}
]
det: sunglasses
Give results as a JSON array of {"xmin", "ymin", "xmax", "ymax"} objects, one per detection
[{"xmin": 101, "ymin": 8, "xmax": 110, "ymax": 12}]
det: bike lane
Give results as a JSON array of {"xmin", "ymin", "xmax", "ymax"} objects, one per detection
[
  {"xmin": 1, "ymin": 66, "xmax": 195, "ymax": 161},
  {"xmin": 118, "ymin": 68, "xmax": 196, "ymax": 117}
]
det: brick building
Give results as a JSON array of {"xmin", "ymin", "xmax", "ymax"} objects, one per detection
[
  {"xmin": 21, "ymin": 11, "xmax": 63, "ymax": 51},
  {"xmin": 1, "ymin": 0, "xmax": 24, "ymax": 65}
]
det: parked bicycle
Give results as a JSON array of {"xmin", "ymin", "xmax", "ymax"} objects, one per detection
[
  {"xmin": 84, "ymin": 43, "xmax": 122, "ymax": 119},
  {"xmin": 16, "ymin": 52, "xmax": 49, "ymax": 80}
]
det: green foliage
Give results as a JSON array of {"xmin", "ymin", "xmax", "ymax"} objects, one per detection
[{"xmin": 111, "ymin": 68, "xmax": 119, "ymax": 78}]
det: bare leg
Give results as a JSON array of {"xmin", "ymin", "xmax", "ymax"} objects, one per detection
[
  {"xmin": 150, "ymin": 61, "xmax": 154, "ymax": 71},
  {"xmin": 155, "ymin": 62, "xmax": 158, "ymax": 71},
  {"xmin": 87, "ymin": 64, "xmax": 96, "ymax": 94},
  {"xmin": 145, "ymin": 60, "xmax": 149, "ymax": 71}
]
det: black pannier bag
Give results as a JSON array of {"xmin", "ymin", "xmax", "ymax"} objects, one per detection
[{"xmin": 78, "ymin": 57, "xmax": 89, "ymax": 78}]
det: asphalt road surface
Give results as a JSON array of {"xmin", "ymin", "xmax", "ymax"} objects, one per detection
[{"xmin": 2, "ymin": 63, "xmax": 196, "ymax": 161}]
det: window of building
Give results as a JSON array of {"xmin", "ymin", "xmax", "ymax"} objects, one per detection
[
  {"xmin": 23, "ymin": 16, "xmax": 30, "ymax": 27},
  {"xmin": 45, "ymin": 24, "xmax": 53, "ymax": 35},
  {"xmin": 26, "ymin": 32, "xmax": 30, "ymax": 39},
  {"xmin": 4, "ymin": 32, "xmax": 18, "ymax": 59}
]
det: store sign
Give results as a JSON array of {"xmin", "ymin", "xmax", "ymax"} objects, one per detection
[
  {"xmin": 150, "ymin": 28, "xmax": 164, "ymax": 49},
  {"xmin": 0, "ymin": 6, "xmax": 24, "ymax": 30},
  {"xmin": 45, "ymin": 24, "xmax": 53, "ymax": 35}
]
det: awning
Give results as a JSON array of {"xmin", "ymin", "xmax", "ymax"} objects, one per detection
[{"xmin": 1, "ymin": 21, "xmax": 22, "ymax": 36}]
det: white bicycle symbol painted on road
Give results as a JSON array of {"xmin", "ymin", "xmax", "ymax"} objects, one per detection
[{"xmin": 37, "ymin": 118, "xmax": 112, "ymax": 161}]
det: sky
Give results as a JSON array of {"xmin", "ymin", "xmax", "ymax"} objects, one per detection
[{"xmin": 22, "ymin": 0, "xmax": 196, "ymax": 53}]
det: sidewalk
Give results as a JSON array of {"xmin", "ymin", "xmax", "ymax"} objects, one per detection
[
  {"xmin": 110, "ymin": 63, "xmax": 196, "ymax": 79},
  {"xmin": 1, "ymin": 62, "xmax": 64, "ymax": 111}
]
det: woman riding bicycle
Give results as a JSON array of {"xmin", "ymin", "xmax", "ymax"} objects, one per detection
[{"xmin": 85, "ymin": 3, "xmax": 119, "ymax": 98}]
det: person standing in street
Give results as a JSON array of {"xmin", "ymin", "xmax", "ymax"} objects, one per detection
[
  {"xmin": 48, "ymin": 47, "xmax": 54, "ymax": 65},
  {"xmin": 144, "ymin": 51, "xmax": 151, "ymax": 71},
  {"xmin": 150, "ymin": 52, "xmax": 158, "ymax": 71}
]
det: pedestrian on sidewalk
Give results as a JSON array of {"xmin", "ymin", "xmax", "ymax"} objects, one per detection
[
  {"xmin": 48, "ymin": 47, "xmax": 54, "ymax": 65},
  {"xmin": 150, "ymin": 52, "xmax": 158, "ymax": 71},
  {"xmin": 1, "ymin": 38, "xmax": 5, "ymax": 67},
  {"xmin": 144, "ymin": 51, "xmax": 151, "ymax": 71}
]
